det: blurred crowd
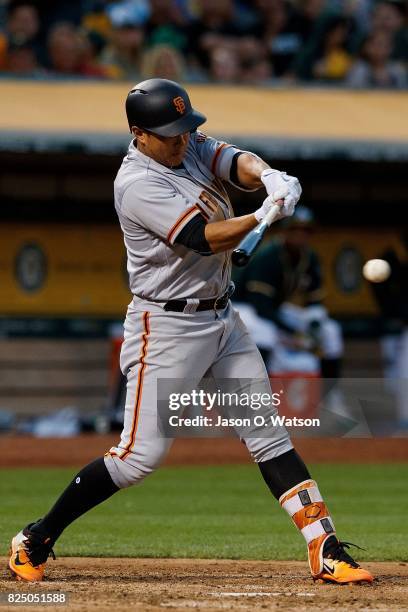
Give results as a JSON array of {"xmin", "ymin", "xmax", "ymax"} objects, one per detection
[{"xmin": 0, "ymin": 0, "xmax": 406, "ymax": 88}]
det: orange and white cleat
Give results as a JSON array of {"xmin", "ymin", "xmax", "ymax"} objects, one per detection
[
  {"xmin": 279, "ymin": 480, "xmax": 373, "ymax": 586},
  {"xmin": 8, "ymin": 524, "xmax": 55, "ymax": 582},
  {"xmin": 314, "ymin": 536, "xmax": 374, "ymax": 584}
]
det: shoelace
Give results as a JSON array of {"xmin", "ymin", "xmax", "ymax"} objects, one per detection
[
  {"xmin": 23, "ymin": 536, "xmax": 56, "ymax": 566},
  {"xmin": 327, "ymin": 540, "xmax": 365, "ymax": 569}
]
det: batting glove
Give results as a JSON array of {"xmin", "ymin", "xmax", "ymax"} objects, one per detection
[
  {"xmin": 254, "ymin": 189, "xmax": 287, "ymax": 223},
  {"xmin": 261, "ymin": 169, "xmax": 302, "ymax": 217}
]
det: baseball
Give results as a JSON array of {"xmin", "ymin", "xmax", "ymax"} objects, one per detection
[{"xmin": 362, "ymin": 258, "xmax": 391, "ymax": 283}]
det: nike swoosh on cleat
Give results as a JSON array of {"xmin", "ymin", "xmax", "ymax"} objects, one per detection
[
  {"xmin": 14, "ymin": 552, "xmax": 27, "ymax": 566},
  {"xmin": 323, "ymin": 562, "xmax": 335, "ymax": 574}
]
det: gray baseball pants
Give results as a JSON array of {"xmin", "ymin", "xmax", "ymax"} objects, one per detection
[{"xmin": 104, "ymin": 299, "xmax": 293, "ymax": 489}]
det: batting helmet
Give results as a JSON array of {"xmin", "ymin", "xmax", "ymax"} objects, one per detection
[{"xmin": 125, "ymin": 78, "xmax": 207, "ymax": 137}]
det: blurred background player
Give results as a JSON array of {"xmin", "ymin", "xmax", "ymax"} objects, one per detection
[{"xmin": 233, "ymin": 207, "xmax": 343, "ymax": 381}]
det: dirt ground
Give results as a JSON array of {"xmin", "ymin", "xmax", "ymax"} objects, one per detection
[
  {"xmin": 1, "ymin": 558, "xmax": 407, "ymax": 612},
  {"xmin": 0, "ymin": 436, "xmax": 407, "ymax": 467}
]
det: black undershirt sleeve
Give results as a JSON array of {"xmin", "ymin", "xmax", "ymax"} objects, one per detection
[
  {"xmin": 175, "ymin": 214, "xmax": 213, "ymax": 256},
  {"xmin": 230, "ymin": 151, "xmax": 245, "ymax": 187}
]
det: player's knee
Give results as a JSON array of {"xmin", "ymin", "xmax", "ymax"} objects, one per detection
[
  {"xmin": 247, "ymin": 435, "xmax": 293, "ymax": 463},
  {"xmin": 104, "ymin": 443, "xmax": 170, "ymax": 489}
]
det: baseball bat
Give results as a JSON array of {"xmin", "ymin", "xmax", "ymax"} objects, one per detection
[{"xmin": 232, "ymin": 201, "xmax": 282, "ymax": 267}]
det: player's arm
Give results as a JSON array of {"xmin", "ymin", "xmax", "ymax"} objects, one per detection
[
  {"xmin": 233, "ymin": 152, "xmax": 269, "ymax": 189},
  {"xmin": 176, "ymin": 211, "xmax": 260, "ymax": 254},
  {"xmin": 176, "ymin": 190, "xmax": 288, "ymax": 255},
  {"xmin": 193, "ymin": 133, "xmax": 302, "ymax": 206},
  {"xmin": 233, "ymin": 153, "xmax": 302, "ymax": 212},
  {"xmin": 123, "ymin": 176, "xmax": 273, "ymax": 254},
  {"xmin": 204, "ymin": 214, "xmax": 259, "ymax": 253}
]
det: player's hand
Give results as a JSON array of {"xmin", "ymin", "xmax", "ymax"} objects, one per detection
[
  {"xmin": 254, "ymin": 190, "xmax": 286, "ymax": 223},
  {"xmin": 261, "ymin": 169, "xmax": 301, "ymax": 218}
]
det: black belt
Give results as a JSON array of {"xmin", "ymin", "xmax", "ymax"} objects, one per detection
[{"xmin": 164, "ymin": 285, "xmax": 234, "ymax": 313}]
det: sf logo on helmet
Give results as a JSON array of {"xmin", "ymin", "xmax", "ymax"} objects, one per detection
[{"xmin": 173, "ymin": 96, "xmax": 186, "ymax": 114}]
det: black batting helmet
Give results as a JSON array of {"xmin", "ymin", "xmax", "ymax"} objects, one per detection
[{"xmin": 125, "ymin": 78, "xmax": 206, "ymax": 137}]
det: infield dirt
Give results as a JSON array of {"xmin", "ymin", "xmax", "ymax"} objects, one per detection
[
  {"xmin": 1, "ymin": 558, "xmax": 407, "ymax": 611},
  {"xmin": 1, "ymin": 436, "xmax": 407, "ymax": 467}
]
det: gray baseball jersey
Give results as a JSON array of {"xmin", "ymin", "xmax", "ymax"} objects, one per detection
[{"xmin": 114, "ymin": 132, "xmax": 254, "ymax": 301}]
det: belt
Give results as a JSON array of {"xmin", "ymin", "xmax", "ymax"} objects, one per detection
[{"xmin": 164, "ymin": 284, "xmax": 234, "ymax": 313}]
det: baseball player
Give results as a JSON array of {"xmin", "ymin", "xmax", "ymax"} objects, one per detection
[
  {"xmin": 233, "ymin": 207, "xmax": 344, "ymax": 377},
  {"xmin": 9, "ymin": 79, "xmax": 372, "ymax": 585}
]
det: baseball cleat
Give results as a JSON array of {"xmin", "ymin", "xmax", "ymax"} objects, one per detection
[
  {"xmin": 8, "ymin": 523, "xmax": 55, "ymax": 582},
  {"xmin": 313, "ymin": 536, "xmax": 373, "ymax": 584}
]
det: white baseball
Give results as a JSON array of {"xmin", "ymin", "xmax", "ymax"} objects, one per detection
[{"xmin": 362, "ymin": 259, "xmax": 391, "ymax": 283}]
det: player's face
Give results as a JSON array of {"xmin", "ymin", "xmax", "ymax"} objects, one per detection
[{"xmin": 137, "ymin": 129, "xmax": 190, "ymax": 167}]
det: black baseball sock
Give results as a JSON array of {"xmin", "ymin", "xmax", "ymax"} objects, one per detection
[
  {"xmin": 29, "ymin": 457, "xmax": 119, "ymax": 543},
  {"xmin": 258, "ymin": 448, "xmax": 311, "ymax": 500}
]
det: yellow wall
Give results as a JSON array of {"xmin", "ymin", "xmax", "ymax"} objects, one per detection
[
  {"xmin": 0, "ymin": 223, "xmax": 403, "ymax": 317},
  {"xmin": 0, "ymin": 224, "xmax": 130, "ymax": 316},
  {"xmin": 311, "ymin": 228, "xmax": 404, "ymax": 315},
  {"xmin": 0, "ymin": 81, "xmax": 407, "ymax": 142}
]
